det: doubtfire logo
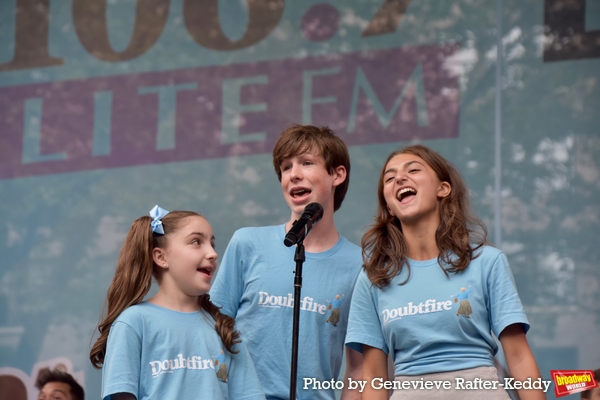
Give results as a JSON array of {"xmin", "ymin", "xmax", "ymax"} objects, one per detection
[
  {"xmin": 381, "ymin": 298, "xmax": 454, "ymax": 325},
  {"xmin": 149, "ymin": 354, "xmax": 215, "ymax": 377},
  {"xmin": 258, "ymin": 292, "xmax": 328, "ymax": 315},
  {"xmin": 551, "ymin": 370, "xmax": 598, "ymax": 397}
]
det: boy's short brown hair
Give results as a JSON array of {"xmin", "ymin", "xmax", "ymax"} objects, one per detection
[{"xmin": 272, "ymin": 124, "xmax": 350, "ymax": 212}]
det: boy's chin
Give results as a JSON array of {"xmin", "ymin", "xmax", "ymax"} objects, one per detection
[{"xmin": 290, "ymin": 202, "xmax": 312, "ymax": 214}]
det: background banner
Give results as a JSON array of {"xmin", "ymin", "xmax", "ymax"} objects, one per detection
[{"xmin": 0, "ymin": 1, "xmax": 598, "ymax": 399}]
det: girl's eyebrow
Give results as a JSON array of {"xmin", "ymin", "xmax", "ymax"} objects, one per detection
[
  {"xmin": 186, "ymin": 232, "xmax": 215, "ymax": 241},
  {"xmin": 405, "ymin": 160, "xmax": 424, "ymax": 168},
  {"xmin": 384, "ymin": 160, "xmax": 423, "ymax": 175}
]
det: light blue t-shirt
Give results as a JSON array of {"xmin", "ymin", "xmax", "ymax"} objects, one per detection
[
  {"xmin": 102, "ymin": 302, "xmax": 265, "ymax": 400},
  {"xmin": 209, "ymin": 224, "xmax": 362, "ymax": 400},
  {"xmin": 345, "ymin": 246, "xmax": 529, "ymax": 376}
]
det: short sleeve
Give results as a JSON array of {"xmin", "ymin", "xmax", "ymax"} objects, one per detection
[
  {"xmin": 487, "ymin": 252, "xmax": 530, "ymax": 337},
  {"xmin": 102, "ymin": 321, "xmax": 142, "ymax": 400},
  {"xmin": 345, "ymin": 271, "xmax": 389, "ymax": 355},
  {"xmin": 209, "ymin": 230, "xmax": 247, "ymax": 318}
]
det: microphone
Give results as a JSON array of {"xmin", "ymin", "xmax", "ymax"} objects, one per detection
[{"xmin": 284, "ymin": 203, "xmax": 324, "ymax": 247}]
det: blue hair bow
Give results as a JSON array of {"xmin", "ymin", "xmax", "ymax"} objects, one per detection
[{"xmin": 149, "ymin": 205, "xmax": 169, "ymax": 234}]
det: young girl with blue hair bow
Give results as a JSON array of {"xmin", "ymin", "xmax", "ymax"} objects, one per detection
[{"xmin": 90, "ymin": 206, "xmax": 264, "ymax": 400}]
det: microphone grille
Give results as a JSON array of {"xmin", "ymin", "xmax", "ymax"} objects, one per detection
[{"xmin": 304, "ymin": 202, "xmax": 324, "ymax": 220}]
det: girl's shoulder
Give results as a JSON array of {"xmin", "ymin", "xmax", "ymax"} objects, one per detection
[
  {"xmin": 475, "ymin": 245, "xmax": 504, "ymax": 259},
  {"xmin": 469, "ymin": 245, "xmax": 511, "ymax": 273},
  {"xmin": 114, "ymin": 302, "xmax": 159, "ymax": 324}
]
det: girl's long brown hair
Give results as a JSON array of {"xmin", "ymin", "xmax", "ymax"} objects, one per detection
[
  {"xmin": 362, "ymin": 145, "xmax": 488, "ymax": 288},
  {"xmin": 90, "ymin": 211, "xmax": 240, "ymax": 369}
]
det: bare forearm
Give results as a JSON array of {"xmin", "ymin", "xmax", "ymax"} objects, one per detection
[
  {"xmin": 361, "ymin": 381, "xmax": 389, "ymax": 400},
  {"xmin": 341, "ymin": 348, "xmax": 363, "ymax": 400},
  {"xmin": 341, "ymin": 383, "xmax": 363, "ymax": 400},
  {"xmin": 360, "ymin": 345, "xmax": 390, "ymax": 400},
  {"xmin": 506, "ymin": 354, "xmax": 546, "ymax": 400},
  {"xmin": 501, "ymin": 324, "xmax": 546, "ymax": 400}
]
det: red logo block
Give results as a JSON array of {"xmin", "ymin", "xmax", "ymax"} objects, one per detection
[{"xmin": 551, "ymin": 370, "xmax": 598, "ymax": 398}]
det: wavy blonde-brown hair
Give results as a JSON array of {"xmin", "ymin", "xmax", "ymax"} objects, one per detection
[
  {"xmin": 362, "ymin": 145, "xmax": 487, "ymax": 288},
  {"xmin": 90, "ymin": 211, "xmax": 240, "ymax": 369}
]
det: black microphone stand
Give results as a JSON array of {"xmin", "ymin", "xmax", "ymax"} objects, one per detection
[
  {"xmin": 284, "ymin": 203, "xmax": 323, "ymax": 399},
  {"xmin": 289, "ymin": 238, "xmax": 305, "ymax": 400}
]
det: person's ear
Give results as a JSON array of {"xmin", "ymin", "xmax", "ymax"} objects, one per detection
[
  {"xmin": 152, "ymin": 247, "xmax": 168, "ymax": 269},
  {"xmin": 332, "ymin": 165, "xmax": 347, "ymax": 188},
  {"xmin": 438, "ymin": 181, "xmax": 451, "ymax": 198}
]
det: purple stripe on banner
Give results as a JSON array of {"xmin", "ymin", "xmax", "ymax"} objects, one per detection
[{"xmin": 0, "ymin": 44, "xmax": 460, "ymax": 179}]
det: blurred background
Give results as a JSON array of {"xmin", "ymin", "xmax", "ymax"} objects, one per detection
[{"xmin": 0, "ymin": 0, "xmax": 598, "ymax": 399}]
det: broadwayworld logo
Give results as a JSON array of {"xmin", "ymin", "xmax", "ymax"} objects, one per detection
[{"xmin": 551, "ymin": 370, "xmax": 599, "ymax": 397}]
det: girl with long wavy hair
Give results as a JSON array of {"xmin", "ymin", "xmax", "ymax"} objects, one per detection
[
  {"xmin": 345, "ymin": 146, "xmax": 545, "ymax": 399},
  {"xmin": 90, "ymin": 206, "xmax": 264, "ymax": 400}
]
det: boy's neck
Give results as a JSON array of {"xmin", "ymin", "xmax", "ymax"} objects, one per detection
[{"xmin": 285, "ymin": 210, "xmax": 339, "ymax": 253}]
